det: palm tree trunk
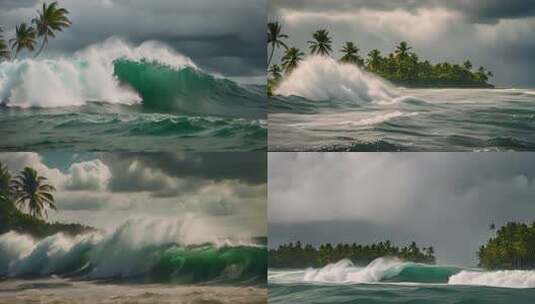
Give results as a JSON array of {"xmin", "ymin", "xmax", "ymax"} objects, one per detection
[
  {"xmin": 268, "ymin": 45, "xmax": 275, "ymax": 67},
  {"xmin": 34, "ymin": 39, "xmax": 47, "ymax": 58}
]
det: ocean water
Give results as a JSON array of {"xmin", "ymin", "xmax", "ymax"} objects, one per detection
[
  {"xmin": 269, "ymin": 56, "xmax": 535, "ymax": 152},
  {"xmin": 269, "ymin": 258, "xmax": 535, "ymax": 304},
  {"xmin": 0, "ymin": 219, "xmax": 267, "ymax": 304},
  {"xmin": 0, "ymin": 39, "xmax": 266, "ymax": 152},
  {"xmin": 0, "ymin": 278, "xmax": 267, "ymax": 304}
]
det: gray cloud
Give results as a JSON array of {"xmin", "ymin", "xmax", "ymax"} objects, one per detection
[
  {"xmin": 269, "ymin": 153, "xmax": 535, "ymax": 266},
  {"xmin": 271, "ymin": 0, "xmax": 535, "ymax": 23},
  {"xmin": 270, "ymin": 0, "xmax": 535, "ymax": 86},
  {"xmin": 0, "ymin": 0, "xmax": 265, "ymax": 79}
]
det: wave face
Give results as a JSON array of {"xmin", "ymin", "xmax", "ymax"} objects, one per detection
[
  {"xmin": 274, "ymin": 56, "xmax": 397, "ymax": 103},
  {"xmin": 0, "ymin": 38, "xmax": 264, "ymax": 118},
  {"xmin": 0, "ymin": 219, "xmax": 266, "ymax": 284}
]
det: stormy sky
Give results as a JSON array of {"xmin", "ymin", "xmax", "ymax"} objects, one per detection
[
  {"xmin": 270, "ymin": 0, "xmax": 535, "ymax": 87},
  {"xmin": 0, "ymin": 0, "xmax": 266, "ymax": 82},
  {"xmin": 0, "ymin": 152, "xmax": 266, "ymax": 238},
  {"xmin": 269, "ymin": 153, "xmax": 535, "ymax": 266}
]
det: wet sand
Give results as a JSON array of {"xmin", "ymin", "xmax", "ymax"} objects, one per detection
[{"xmin": 0, "ymin": 278, "xmax": 266, "ymax": 304}]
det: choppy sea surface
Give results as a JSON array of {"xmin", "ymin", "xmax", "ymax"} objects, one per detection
[{"xmin": 269, "ymin": 258, "xmax": 535, "ymax": 304}]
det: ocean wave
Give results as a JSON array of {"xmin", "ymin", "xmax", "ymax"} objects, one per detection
[
  {"xmin": 448, "ymin": 270, "xmax": 535, "ymax": 289},
  {"xmin": 270, "ymin": 258, "xmax": 460, "ymax": 285},
  {"xmin": 0, "ymin": 38, "xmax": 264, "ymax": 118},
  {"xmin": 0, "ymin": 219, "xmax": 266, "ymax": 283},
  {"xmin": 274, "ymin": 56, "xmax": 398, "ymax": 104}
]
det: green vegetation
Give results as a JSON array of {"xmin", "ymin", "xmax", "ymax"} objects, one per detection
[
  {"xmin": 0, "ymin": 1, "xmax": 71, "ymax": 61},
  {"xmin": 267, "ymin": 23, "xmax": 494, "ymax": 95},
  {"xmin": 478, "ymin": 222, "xmax": 535, "ymax": 270},
  {"xmin": 0, "ymin": 162, "xmax": 95, "ymax": 239},
  {"xmin": 269, "ymin": 241, "xmax": 436, "ymax": 268}
]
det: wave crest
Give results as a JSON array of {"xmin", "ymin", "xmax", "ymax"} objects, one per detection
[
  {"xmin": 274, "ymin": 56, "xmax": 398, "ymax": 104},
  {"xmin": 0, "ymin": 218, "xmax": 266, "ymax": 283}
]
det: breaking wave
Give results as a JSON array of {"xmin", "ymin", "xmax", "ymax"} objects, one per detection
[
  {"xmin": 274, "ymin": 56, "xmax": 398, "ymax": 104},
  {"xmin": 0, "ymin": 219, "xmax": 266, "ymax": 284},
  {"xmin": 0, "ymin": 38, "xmax": 264, "ymax": 118},
  {"xmin": 271, "ymin": 257, "xmax": 535, "ymax": 289}
]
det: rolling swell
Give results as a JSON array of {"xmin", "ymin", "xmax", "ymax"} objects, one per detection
[
  {"xmin": 0, "ymin": 220, "xmax": 267, "ymax": 284},
  {"xmin": 114, "ymin": 59, "xmax": 265, "ymax": 118}
]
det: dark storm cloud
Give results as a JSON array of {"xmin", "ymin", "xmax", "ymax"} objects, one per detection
[
  {"xmin": 269, "ymin": 153, "xmax": 535, "ymax": 266},
  {"xmin": 272, "ymin": 0, "xmax": 535, "ymax": 23},
  {"xmin": 0, "ymin": 0, "xmax": 265, "ymax": 78},
  {"xmin": 103, "ymin": 153, "xmax": 266, "ymax": 194}
]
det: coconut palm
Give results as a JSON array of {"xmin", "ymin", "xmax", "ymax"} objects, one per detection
[
  {"xmin": 32, "ymin": 1, "xmax": 71, "ymax": 58},
  {"xmin": 281, "ymin": 47, "xmax": 304, "ymax": 74},
  {"xmin": 339, "ymin": 42, "xmax": 363, "ymax": 66},
  {"xmin": 367, "ymin": 49, "xmax": 382, "ymax": 72},
  {"xmin": 0, "ymin": 27, "xmax": 11, "ymax": 61},
  {"xmin": 11, "ymin": 167, "xmax": 57, "ymax": 219},
  {"xmin": 269, "ymin": 64, "xmax": 283, "ymax": 81},
  {"xmin": 9, "ymin": 23, "xmax": 37, "ymax": 59},
  {"xmin": 308, "ymin": 29, "xmax": 332, "ymax": 56},
  {"xmin": 267, "ymin": 22, "xmax": 288, "ymax": 66},
  {"xmin": 394, "ymin": 41, "xmax": 412, "ymax": 61}
]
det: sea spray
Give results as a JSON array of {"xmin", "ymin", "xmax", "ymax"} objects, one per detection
[
  {"xmin": 0, "ymin": 218, "xmax": 266, "ymax": 283},
  {"xmin": 303, "ymin": 258, "xmax": 407, "ymax": 283},
  {"xmin": 275, "ymin": 56, "xmax": 398, "ymax": 103}
]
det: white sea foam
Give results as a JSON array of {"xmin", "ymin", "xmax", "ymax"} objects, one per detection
[
  {"xmin": 448, "ymin": 270, "xmax": 535, "ymax": 289},
  {"xmin": 275, "ymin": 56, "xmax": 398, "ymax": 103},
  {"xmin": 303, "ymin": 258, "xmax": 407, "ymax": 284},
  {"xmin": 0, "ymin": 38, "xmax": 197, "ymax": 108}
]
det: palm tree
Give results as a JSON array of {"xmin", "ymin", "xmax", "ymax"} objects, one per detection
[
  {"xmin": 267, "ymin": 22, "xmax": 288, "ymax": 66},
  {"xmin": 9, "ymin": 23, "xmax": 37, "ymax": 59},
  {"xmin": 0, "ymin": 27, "xmax": 11, "ymax": 61},
  {"xmin": 281, "ymin": 47, "xmax": 304, "ymax": 74},
  {"xmin": 11, "ymin": 167, "xmax": 57, "ymax": 219},
  {"xmin": 394, "ymin": 41, "xmax": 412, "ymax": 61},
  {"xmin": 269, "ymin": 64, "xmax": 283, "ymax": 81},
  {"xmin": 308, "ymin": 29, "xmax": 332, "ymax": 56},
  {"xmin": 339, "ymin": 42, "xmax": 363, "ymax": 66},
  {"xmin": 32, "ymin": 1, "xmax": 72, "ymax": 58},
  {"xmin": 463, "ymin": 60, "xmax": 473, "ymax": 71},
  {"xmin": 367, "ymin": 49, "xmax": 382, "ymax": 72}
]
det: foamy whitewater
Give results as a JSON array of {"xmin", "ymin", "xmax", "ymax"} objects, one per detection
[
  {"xmin": 0, "ymin": 38, "xmax": 195, "ymax": 108},
  {"xmin": 269, "ymin": 258, "xmax": 535, "ymax": 303},
  {"xmin": 0, "ymin": 38, "xmax": 266, "ymax": 151},
  {"xmin": 0, "ymin": 218, "xmax": 266, "ymax": 282},
  {"xmin": 269, "ymin": 56, "xmax": 535, "ymax": 152},
  {"xmin": 275, "ymin": 56, "xmax": 397, "ymax": 104}
]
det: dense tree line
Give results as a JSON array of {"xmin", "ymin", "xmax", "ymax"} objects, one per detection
[
  {"xmin": 267, "ymin": 22, "xmax": 494, "ymax": 95},
  {"xmin": 478, "ymin": 222, "xmax": 535, "ymax": 270},
  {"xmin": 0, "ymin": 162, "xmax": 94, "ymax": 238},
  {"xmin": 269, "ymin": 241, "xmax": 436, "ymax": 268}
]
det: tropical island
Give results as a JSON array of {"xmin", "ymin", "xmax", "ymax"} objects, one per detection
[
  {"xmin": 267, "ymin": 22, "xmax": 494, "ymax": 96},
  {"xmin": 478, "ymin": 222, "xmax": 535, "ymax": 270},
  {"xmin": 269, "ymin": 241, "xmax": 436, "ymax": 268},
  {"xmin": 0, "ymin": 162, "xmax": 95, "ymax": 239}
]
